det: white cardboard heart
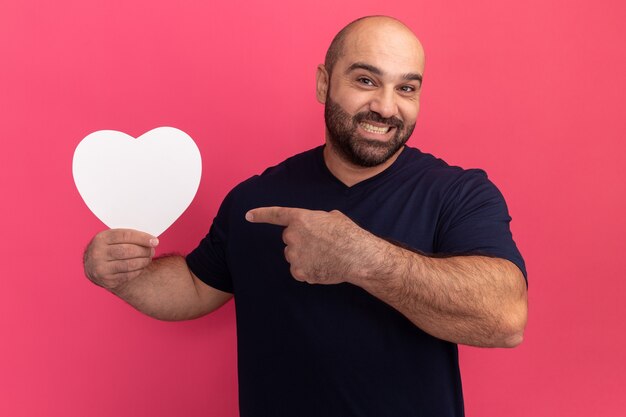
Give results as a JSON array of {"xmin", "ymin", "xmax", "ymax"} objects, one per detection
[{"xmin": 73, "ymin": 127, "xmax": 202, "ymax": 237}]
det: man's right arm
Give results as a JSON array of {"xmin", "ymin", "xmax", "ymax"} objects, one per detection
[{"xmin": 84, "ymin": 229, "xmax": 233, "ymax": 321}]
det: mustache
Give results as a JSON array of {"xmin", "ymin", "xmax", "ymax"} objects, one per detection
[{"xmin": 353, "ymin": 111, "xmax": 404, "ymax": 129}]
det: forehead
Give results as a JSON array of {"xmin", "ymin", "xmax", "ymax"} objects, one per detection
[{"xmin": 338, "ymin": 24, "xmax": 425, "ymax": 76}]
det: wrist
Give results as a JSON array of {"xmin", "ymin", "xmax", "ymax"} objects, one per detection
[{"xmin": 348, "ymin": 234, "xmax": 403, "ymax": 286}]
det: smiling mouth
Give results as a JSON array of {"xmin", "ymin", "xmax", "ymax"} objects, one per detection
[{"xmin": 359, "ymin": 122, "xmax": 393, "ymax": 134}]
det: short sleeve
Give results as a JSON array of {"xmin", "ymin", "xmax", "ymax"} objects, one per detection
[
  {"xmin": 186, "ymin": 193, "xmax": 234, "ymax": 293},
  {"xmin": 435, "ymin": 169, "xmax": 527, "ymax": 279}
]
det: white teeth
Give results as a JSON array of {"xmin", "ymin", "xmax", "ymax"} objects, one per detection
[{"xmin": 360, "ymin": 122, "xmax": 391, "ymax": 134}]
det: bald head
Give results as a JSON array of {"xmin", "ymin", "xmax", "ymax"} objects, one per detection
[{"xmin": 324, "ymin": 16, "xmax": 424, "ymax": 77}]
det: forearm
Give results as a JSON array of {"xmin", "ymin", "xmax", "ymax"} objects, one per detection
[
  {"xmin": 353, "ymin": 239, "xmax": 528, "ymax": 347},
  {"xmin": 245, "ymin": 207, "xmax": 527, "ymax": 347},
  {"xmin": 112, "ymin": 255, "xmax": 206, "ymax": 321}
]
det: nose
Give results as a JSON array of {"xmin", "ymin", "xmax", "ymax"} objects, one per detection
[{"xmin": 369, "ymin": 87, "xmax": 398, "ymax": 119}]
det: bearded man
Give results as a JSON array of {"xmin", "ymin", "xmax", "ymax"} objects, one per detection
[{"xmin": 84, "ymin": 16, "xmax": 527, "ymax": 417}]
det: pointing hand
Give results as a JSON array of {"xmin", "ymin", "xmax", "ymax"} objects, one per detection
[{"xmin": 246, "ymin": 207, "xmax": 384, "ymax": 285}]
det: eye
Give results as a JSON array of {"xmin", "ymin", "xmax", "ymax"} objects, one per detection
[
  {"xmin": 357, "ymin": 77, "xmax": 375, "ymax": 86},
  {"xmin": 399, "ymin": 85, "xmax": 416, "ymax": 93}
]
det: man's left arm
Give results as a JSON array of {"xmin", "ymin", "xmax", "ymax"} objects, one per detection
[{"xmin": 246, "ymin": 207, "xmax": 527, "ymax": 348}]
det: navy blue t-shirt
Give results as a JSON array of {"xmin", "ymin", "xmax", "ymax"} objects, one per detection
[{"xmin": 187, "ymin": 145, "xmax": 526, "ymax": 417}]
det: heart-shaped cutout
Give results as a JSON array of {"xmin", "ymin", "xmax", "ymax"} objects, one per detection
[{"xmin": 73, "ymin": 127, "xmax": 202, "ymax": 236}]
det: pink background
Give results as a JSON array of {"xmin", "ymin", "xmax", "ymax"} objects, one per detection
[{"xmin": 1, "ymin": 0, "xmax": 625, "ymax": 416}]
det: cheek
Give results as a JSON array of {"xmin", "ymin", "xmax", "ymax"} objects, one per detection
[
  {"xmin": 332, "ymin": 86, "xmax": 374, "ymax": 114},
  {"xmin": 400, "ymin": 101, "xmax": 420, "ymax": 124},
  {"xmin": 344, "ymin": 98, "xmax": 370, "ymax": 116}
]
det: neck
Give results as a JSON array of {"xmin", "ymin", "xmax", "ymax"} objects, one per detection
[{"xmin": 323, "ymin": 141, "xmax": 404, "ymax": 187}]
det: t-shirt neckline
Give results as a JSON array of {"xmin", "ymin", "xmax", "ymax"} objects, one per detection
[{"xmin": 315, "ymin": 145, "xmax": 409, "ymax": 193}]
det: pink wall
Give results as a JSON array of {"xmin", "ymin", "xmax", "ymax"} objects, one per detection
[{"xmin": 1, "ymin": 0, "xmax": 625, "ymax": 416}]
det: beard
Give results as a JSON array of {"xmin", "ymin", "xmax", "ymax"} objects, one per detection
[{"xmin": 324, "ymin": 96, "xmax": 415, "ymax": 167}]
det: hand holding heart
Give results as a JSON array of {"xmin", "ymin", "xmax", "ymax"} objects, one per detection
[
  {"xmin": 246, "ymin": 207, "xmax": 385, "ymax": 285},
  {"xmin": 84, "ymin": 229, "xmax": 159, "ymax": 292}
]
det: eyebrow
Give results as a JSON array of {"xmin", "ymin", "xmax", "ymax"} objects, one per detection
[{"xmin": 345, "ymin": 61, "xmax": 423, "ymax": 84}]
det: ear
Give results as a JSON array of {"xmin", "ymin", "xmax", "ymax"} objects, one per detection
[{"xmin": 316, "ymin": 64, "xmax": 329, "ymax": 104}]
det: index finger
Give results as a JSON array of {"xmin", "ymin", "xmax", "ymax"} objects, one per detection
[
  {"xmin": 101, "ymin": 228, "xmax": 159, "ymax": 247},
  {"xmin": 245, "ymin": 206, "xmax": 309, "ymax": 226}
]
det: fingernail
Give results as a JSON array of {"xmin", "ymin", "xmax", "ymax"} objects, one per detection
[
  {"xmin": 245, "ymin": 211, "xmax": 254, "ymax": 222},
  {"xmin": 150, "ymin": 238, "xmax": 159, "ymax": 246}
]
